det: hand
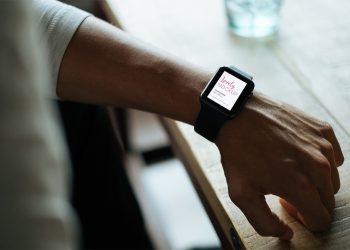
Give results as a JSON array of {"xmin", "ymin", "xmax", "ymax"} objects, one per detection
[{"xmin": 216, "ymin": 92, "xmax": 344, "ymax": 240}]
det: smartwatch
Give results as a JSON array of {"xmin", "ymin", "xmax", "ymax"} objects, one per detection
[{"xmin": 194, "ymin": 66, "xmax": 255, "ymax": 142}]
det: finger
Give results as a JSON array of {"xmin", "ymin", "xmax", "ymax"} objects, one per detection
[
  {"xmin": 301, "ymin": 150, "xmax": 335, "ymax": 213},
  {"xmin": 318, "ymin": 181, "xmax": 336, "ymax": 215},
  {"xmin": 233, "ymin": 193, "xmax": 293, "ymax": 240},
  {"xmin": 279, "ymin": 198, "xmax": 302, "ymax": 222},
  {"xmin": 279, "ymin": 198, "xmax": 313, "ymax": 227},
  {"xmin": 331, "ymin": 165, "xmax": 340, "ymax": 193},
  {"xmin": 280, "ymin": 175, "xmax": 331, "ymax": 232},
  {"xmin": 321, "ymin": 122, "xmax": 344, "ymax": 166},
  {"xmin": 319, "ymin": 140, "xmax": 340, "ymax": 193}
]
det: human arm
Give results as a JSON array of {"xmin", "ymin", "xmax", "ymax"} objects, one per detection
[{"xmin": 57, "ymin": 15, "xmax": 344, "ymax": 240}]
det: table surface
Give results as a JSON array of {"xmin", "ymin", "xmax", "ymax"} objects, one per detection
[{"xmin": 101, "ymin": 0, "xmax": 350, "ymax": 249}]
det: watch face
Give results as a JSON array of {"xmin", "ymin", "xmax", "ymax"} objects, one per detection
[
  {"xmin": 201, "ymin": 67, "xmax": 254, "ymax": 117},
  {"xmin": 207, "ymin": 71, "xmax": 247, "ymax": 110}
]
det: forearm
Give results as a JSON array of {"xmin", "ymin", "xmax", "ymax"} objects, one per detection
[
  {"xmin": 57, "ymin": 14, "xmax": 345, "ymax": 240},
  {"xmin": 58, "ymin": 16, "xmax": 211, "ymax": 125}
]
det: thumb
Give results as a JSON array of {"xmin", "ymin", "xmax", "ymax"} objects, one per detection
[{"xmin": 235, "ymin": 194, "xmax": 293, "ymax": 240}]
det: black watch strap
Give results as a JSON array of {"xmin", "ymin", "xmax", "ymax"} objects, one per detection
[
  {"xmin": 194, "ymin": 66, "xmax": 253, "ymax": 142},
  {"xmin": 230, "ymin": 65, "xmax": 253, "ymax": 81},
  {"xmin": 194, "ymin": 104, "xmax": 229, "ymax": 142}
]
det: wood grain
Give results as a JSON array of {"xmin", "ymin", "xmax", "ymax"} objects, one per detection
[{"xmin": 101, "ymin": 0, "xmax": 350, "ymax": 248}]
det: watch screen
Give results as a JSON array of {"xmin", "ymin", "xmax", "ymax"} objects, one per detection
[{"xmin": 207, "ymin": 71, "xmax": 247, "ymax": 110}]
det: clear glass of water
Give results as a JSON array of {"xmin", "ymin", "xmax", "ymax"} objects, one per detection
[{"xmin": 225, "ymin": 0, "xmax": 284, "ymax": 38}]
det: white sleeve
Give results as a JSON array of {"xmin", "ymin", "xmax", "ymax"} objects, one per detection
[
  {"xmin": 0, "ymin": 1, "xmax": 78, "ymax": 248},
  {"xmin": 32, "ymin": 0, "xmax": 91, "ymax": 97}
]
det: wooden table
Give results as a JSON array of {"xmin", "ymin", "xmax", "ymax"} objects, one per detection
[{"xmin": 101, "ymin": 0, "xmax": 350, "ymax": 249}]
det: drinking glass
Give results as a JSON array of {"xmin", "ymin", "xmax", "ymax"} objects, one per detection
[{"xmin": 224, "ymin": 0, "xmax": 284, "ymax": 37}]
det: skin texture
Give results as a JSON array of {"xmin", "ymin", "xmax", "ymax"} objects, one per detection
[
  {"xmin": 216, "ymin": 93, "xmax": 344, "ymax": 239},
  {"xmin": 58, "ymin": 16, "xmax": 344, "ymax": 240}
]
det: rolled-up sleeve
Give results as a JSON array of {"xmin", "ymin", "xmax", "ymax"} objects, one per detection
[{"xmin": 33, "ymin": 0, "xmax": 91, "ymax": 97}]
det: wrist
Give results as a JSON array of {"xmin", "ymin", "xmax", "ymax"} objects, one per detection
[
  {"xmin": 194, "ymin": 66, "xmax": 255, "ymax": 142},
  {"xmin": 215, "ymin": 91, "xmax": 263, "ymax": 147},
  {"xmin": 183, "ymin": 69, "xmax": 212, "ymax": 125}
]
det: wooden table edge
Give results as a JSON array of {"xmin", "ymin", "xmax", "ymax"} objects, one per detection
[{"xmin": 161, "ymin": 118, "xmax": 246, "ymax": 250}]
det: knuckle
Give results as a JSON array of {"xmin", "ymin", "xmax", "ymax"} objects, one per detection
[
  {"xmin": 313, "ymin": 153, "xmax": 331, "ymax": 171},
  {"xmin": 334, "ymin": 181, "xmax": 341, "ymax": 194},
  {"xmin": 311, "ymin": 154, "xmax": 332, "ymax": 185},
  {"xmin": 318, "ymin": 169, "xmax": 331, "ymax": 186},
  {"xmin": 332, "ymin": 170, "xmax": 341, "ymax": 194},
  {"xmin": 338, "ymin": 154, "xmax": 345, "ymax": 165},
  {"xmin": 316, "ymin": 161, "xmax": 331, "ymax": 181},
  {"xmin": 320, "ymin": 140, "xmax": 334, "ymax": 154},
  {"xmin": 321, "ymin": 121, "xmax": 333, "ymax": 133},
  {"xmin": 295, "ymin": 176, "xmax": 313, "ymax": 193},
  {"xmin": 276, "ymin": 176, "xmax": 298, "ymax": 197},
  {"xmin": 320, "ymin": 165, "xmax": 331, "ymax": 180}
]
